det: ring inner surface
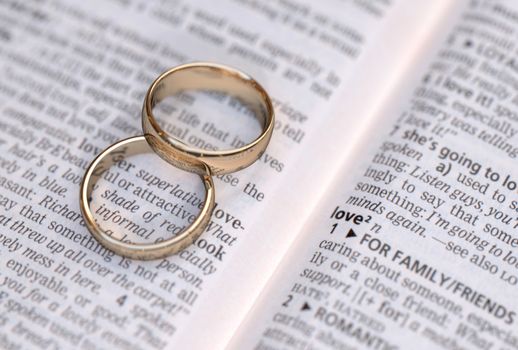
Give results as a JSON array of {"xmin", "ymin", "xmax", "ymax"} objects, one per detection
[
  {"xmin": 149, "ymin": 66, "xmax": 269, "ymax": 152},
  {"xmin": 84, "ymin": 137, "xmax": 209, "ymax": 246}
]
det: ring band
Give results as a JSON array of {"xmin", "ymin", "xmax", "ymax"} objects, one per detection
[
  {"xmin": 79, "ymin": 136, "xmax": 215, "ymax": 260},
  {"xmin": 142, "ymin": 62, "xmax": 275, "ymax": 175}
]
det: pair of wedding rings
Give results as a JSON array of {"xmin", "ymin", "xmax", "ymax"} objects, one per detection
[{"xmin": 80, "ymin": 63, "xmax": 274, "ymax": 260}]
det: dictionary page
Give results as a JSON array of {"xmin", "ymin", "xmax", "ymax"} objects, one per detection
[
  {"xmin": 0, "ymin": 0, "xmax": 448, "ymax": 349},
  {"xmin": 229, "ymin": 1, "xmax": 518, "ymax": 349}
]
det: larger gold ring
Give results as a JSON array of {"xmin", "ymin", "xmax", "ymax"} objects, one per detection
[
  {"xmin": 80, "ymin": 136, "xmax": 215, "ymax": 260},
  {"xmin": 142, "ymin": 62, "xmax": 275, "ymax": 175}
]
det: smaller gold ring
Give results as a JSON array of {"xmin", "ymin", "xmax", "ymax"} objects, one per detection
[
  {"xmin": 79, "ymin": 136, "xmax": 215, "ymax": 260},
  {"xmin": 142, "ymin": 62, "xmax": 275, "ymax": 175}
]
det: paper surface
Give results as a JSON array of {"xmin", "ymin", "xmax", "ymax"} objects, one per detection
[
  {"xmin": 229, "ymin": 1, "xmax": 518, "ymax": 349},
  {"xmin": 0, "ymin": 0, "xmax": 417, "ymax": 348}
]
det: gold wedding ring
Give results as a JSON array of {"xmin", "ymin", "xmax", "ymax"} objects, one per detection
[
  {"xmin": 142, "ymin": 62, "xmax": 275, "ymax": 175},
  {"xmin": 80, "ymin": 62, "xmax": 274, "ymax": 260},
  {"xmin": 80, "ymin": 136, "xmax": 215, "ymax": 260}
]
